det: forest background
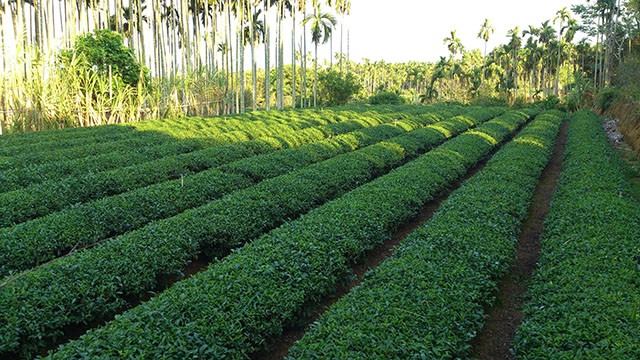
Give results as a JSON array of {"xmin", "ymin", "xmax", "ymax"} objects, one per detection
[{"xmin": 1, "ymin": 0, "xmax": 640, "ymax": 150}]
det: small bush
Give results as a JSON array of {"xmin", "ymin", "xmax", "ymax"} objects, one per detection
[
  {"xmin": 531, "ymin": 95, "xmax": 561, "ymax": 111},
  {"xmin": 317, "ymin": 70, "xmax": 360, "ymax": 106},
  {"xmin": 470, "ymin": 96, "xmax": 509, "ymax": 108},
  {"xmin": 59, "ymin": 29, "xmax": 149, "ymax": 87},
  {"xmin": 596, "ymin": 87, "xmax": 620, "ymax": 113},
  {"xmin": 369, "ymin": 91, "xmax": 405, "ymax": 105}
]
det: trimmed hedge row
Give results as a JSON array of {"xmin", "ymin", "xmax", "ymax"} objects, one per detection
[
  {"xmin": 0, "ymin": 108, "xmax": 495, "ymax": 359},
  {"xmin": 0, "ymin": 132, "xmax": 190, "ymax": 171},
  {"xmin": 0, "ymin": 108, "xmax": 408, "ymax": 192},
  {"xmin": 0, "ymin": 107, "xmax": 338, "ymax": 157},
  {"xmin": 287, "ymin": 111, "xmax": 564, "ymax": 358},
  {"xmin": 0, "ymin": 118, "xmax": 377, "ymax": 227},
  {"xmin": 132, "ymin": 108, "xmax": 384, "ymax": 142},
  {"xmin": 0, "ymin": 124, "xmax": 134, "ymax": 149},
  {"xmin": 218, "ymin": 115, "xmax": 442, "ymax": 182},
  {"xmin": 0, "ymin": 106, "xmax": 447, "ymax": 154},
  {"xmin": 2, "ymin": 107, "xmax": 391, "ymax": 171},
  {"xmin": 0, "ymin": 111, "xmax": 447, "ymax": 278},
  {"xmin": 0, "ymin": 127, "xmax": 138, "ymax": 158},
  {"xmin": 0, "ymin": 139, "xmax": 204, "ymax": 193},
  {"xmin": 44, "ymin": 109, "xmax": 531, "ymax": 359},
  {"xmin": 513, "ymin": 111, "xmax": 640, "ymax": 359}
]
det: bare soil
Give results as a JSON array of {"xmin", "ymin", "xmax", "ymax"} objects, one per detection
[{"xmin": 469, "ymin": 121, "xmax": 569, "ymax": 360}]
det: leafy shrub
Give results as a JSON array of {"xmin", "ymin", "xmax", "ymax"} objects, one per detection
[
  {"xmin": 59, "ymin": 29, "xmax": 149, "ymax": 87},
  {"xmin": 470, "ymin": 95, "xmax": 509, "ymax": 108},
  {"xmin": 369, "ymin": 91, "xmax": 406, "ymax": 105},
  {"xmin": 596, "ymin": 87, "xmax": 620, "ymax": 113},
  {"xmin": 317, "ymin": 70, "xmax": 360, "ymax": 106},
  {"xmin": 531, "ymin": 95, "xmax": 561, "ymax": 110},
  {"xmin": 564, "ymin": 72, "xmax": 593, "ymax": 112}
]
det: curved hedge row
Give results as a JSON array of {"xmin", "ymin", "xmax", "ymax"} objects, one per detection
[
  {"xmin": 43, "ymin": 109, "xmax": 529, "ymax": 359},
  {"xmin": 0, "ymin": 108, "xmax": 406, "ymax": 193},
  {"xmin": 0, "ymin": 132, "xmax": 192, "ymax": 171},
  {"xmin": 287, "ymin": 111, "xmax": 563, "ymax": 358},
  {"xmin": 0, "ymin": 127, "xmax": 138, "ymax": 158},
  {"xmin": 0, "ymin": 124, "xmax": 134, "ymax": 149},
  {"xmin": 513, "ymin": 111, "xmax": 640, "ymax": 359},
  {"xmin": 131, "ymin": 108, "xmax": 388, "ymax": 142},
  {"xmin": 0, "ymin": 119, "xmax": 375, "ymax": 227},
  {"xmin": 0, "ymin": 108, "xmax": 496, "ymax": 358},
  {"xmin": 0, "ymin": 107, "xmax": 381, "ymax": 170},
  {"xmin": 0, "ymin": 107, "xmax": 339, "ymax": 158},
  {"xmin": 0, "ymin": 111, "xmax": 446, "ymax": 278},
  {"xmin": 0, "ymin": 139, "xmax": 204, "ymax": 193}
]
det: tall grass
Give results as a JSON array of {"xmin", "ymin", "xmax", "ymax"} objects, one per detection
[{"xmin": 0, "ymin": 46, "xmax": 226, "ymax": 134}]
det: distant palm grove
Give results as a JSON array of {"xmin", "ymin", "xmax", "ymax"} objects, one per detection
[{"xmin": 0, "ymin": 0, "xmax": 639, "ymax": 134}]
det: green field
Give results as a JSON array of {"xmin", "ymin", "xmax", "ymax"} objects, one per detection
[{"xmin": 0, "ymin": 105, "xmax": 638, "ymax": 359}]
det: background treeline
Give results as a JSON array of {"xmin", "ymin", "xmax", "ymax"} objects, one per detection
[
  {"xmin": 2, "ymin": 0, "xmax": 640, "ymax": 139},
  {"xmin": 0, "ymin": 0, "xmax": 353, "ymax": 133}
]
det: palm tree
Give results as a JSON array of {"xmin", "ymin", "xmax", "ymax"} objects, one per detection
[
  {"xmin": 300, "ymin": 0, "xmax": 309, "ymax": 107},
  {"xmin": 477, "ymin": 19, "xmax": 494, "ymax": 58},
  {"xmin": 538, "ymin": 20, "xmax": 556, "ymax": 92},
  {"xmin": 553, "ymin": 7, "xmax": 571, "ymax": 95},
  {"xmin": 263, "ymin": 0, "xmax": 271, "ymax": 110},
  {"xmin": 290, "ymin": 0, "xmax": 299, "ymax": 108},
  {"xmin": 245, "ymin": 3, "xmax": 264, "ymax": 111},
  {"xmin": 507, "ymin": 26, "xmax": 521, "ymax": 97},
  {"xmin": 303, "ymin": 2, "xmax": 336, "ymax": 107},
  {"xmin": 443, "ymin": 29, "xmax": 464, "ymax": 61},
  {"xmin": 275, "ymin": 0, "xmax": 291, "ymax": 110},
  {"xmin": 337, "ymin": 0, "xmax": 351, "ymax": 73}
]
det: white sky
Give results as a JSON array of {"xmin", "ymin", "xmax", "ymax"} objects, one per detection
[
  {"xmin": 343, "ymin": 0, "xmax": 587, "ymax": 63},
  {"xmin": 0, "ymin": 0, "xmax": 590, "ymax": 73}
]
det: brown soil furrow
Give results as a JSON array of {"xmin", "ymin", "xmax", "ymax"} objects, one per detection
[{"xmin": 469, "ymin": 120, "xmax": 569, "ymax": 360}]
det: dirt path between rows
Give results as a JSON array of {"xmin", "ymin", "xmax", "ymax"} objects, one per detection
[
  {"xmin": 469, "ymin": 121, "xmax": 568, "ymax": 359},
  {"xmin": 252, "ymin": 122, "xmax": 530, "ymax": 360}
]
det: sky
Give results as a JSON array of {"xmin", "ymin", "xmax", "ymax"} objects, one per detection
[{"xmin": 344, "ymin": 0, "xmax": 587, "ymax": 63}]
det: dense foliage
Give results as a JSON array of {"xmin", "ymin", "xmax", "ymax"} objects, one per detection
[
  {"xmin": 513, "ymin": 111, "xmax": 640, "ymax": 358},
  {"xmin": 0, "ymin": 104, "xmax": 634, "ymax": 359},
  {"xmin": 288, "ymin": 111, "xmax": 563, "ymax": 358},
  {"xmin": 317, "ymin": 70, "xmax": 360, "ymax": 106},
  {"xmin": 369, "ymin": 91, "xmax": 406, "ymax": 105},
  {"xmin": 0, "ymin": 106, "xmax": 479, "ymax": 358},
  {"xmin": 0, "ymin": 109, "xmax": 451, "ymax": 277},
  {"xmin": 59, "ymin": 29, "xmax": 149, "ymax": 87},
  {"xmin": 44, "ymin": 108, "xmax": 524, "ymax": 359}
]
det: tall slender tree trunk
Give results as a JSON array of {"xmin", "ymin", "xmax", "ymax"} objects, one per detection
[
  {"xmin": 276, "ymin": 0, "xmax": 284, "ymax": 110},
  {"xmin": 193, "ymin": 0, "xmax": 201, "ymax": 70},
  {"xmin": 239, "ymin": 5, "xmax": 245, "ymax": 114},
  {"xmin": 264, "ymin": 2, "xmax": 271, "ymax": 110},
  {"xmin": 346, "ymin": 28, "xmax": 350, "ymax": 73},
  {"xmin": 211, "ymin": 4, "xmax": 218, "ymax": 72},
  {"xmin": 32, "ymin": 0, "xmax": 42, "ymax": 53},
  {"xmin": 0, "ymin": 9, "xmax": 5, "ymax": 135},
  {"xmin": 329, "ymin": 35, "xmax": 333, "ymax": 68},
  {"xmin": 314, "ymin": 42, "xmax": 318, "ymax": 107},
  {"xmin": 227, "ymin": 2, "xmax": 234, "ymax": 113},
  {"xmin": 291, "ymin": 6, "xmax": 297, "ymax": 109},
  {"xmin": 339, "ymin": 20, "xmax": 344, "ymax": 72},
  {"xmin": 250, "ymin": 4, "xmax": 257, "ymax": 111},
  {"xmin": 302, "ymin": 8, "xmax": 308, "ymax": 107}
]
